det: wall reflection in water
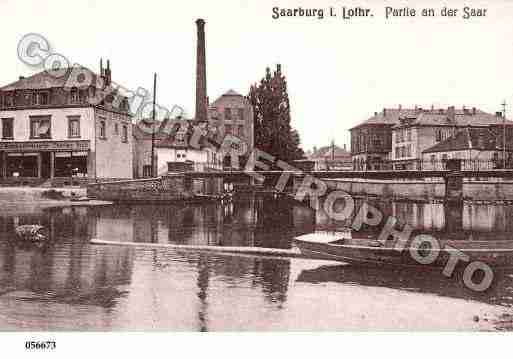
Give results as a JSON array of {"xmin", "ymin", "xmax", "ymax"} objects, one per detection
[
  {"xmin": 314, "ymin": 198, "xmax": 513, "ymax": 241},
  {"xmin": 1, "ymin": 198, "xmax": 513, "ymax": 330},
  {"xmin": 87, "ymin": 197, "xmax": 315, "ymax": 249}
]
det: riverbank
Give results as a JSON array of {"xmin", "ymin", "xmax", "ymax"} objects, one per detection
[{"xmin": 0, "ymin": 187, "xmax": 112, "ymax": 215}]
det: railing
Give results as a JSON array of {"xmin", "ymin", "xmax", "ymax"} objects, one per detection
[
  {"xmin": 351, "ymin": 159, "xmax": 513, "ymax": 172},
  {"xmin": 167, "ymin": 161, "xmax": 223, "ymax": 173}
]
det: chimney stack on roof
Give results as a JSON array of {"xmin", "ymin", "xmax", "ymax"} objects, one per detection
[
  {"xmin": 195, "ymin": 18, "xmax": 208, "ymax": 123},
  {"xmin": 447, "ymin": 106, "xmax": 456, "ymax": 122},
  {"xmin": 496, "ymin": 111, "xmax": 503, "ymax": 118},
  {"xmin": 383, "ymin": 108, "xmax": 387, "ymax": 116},
  {"xmin": 472, "ymin": 107, "xmax": 476, "ymax": 115},
  {"xmin": 104, "ymin": 59, "xmax": 112, "ymax": 86}
]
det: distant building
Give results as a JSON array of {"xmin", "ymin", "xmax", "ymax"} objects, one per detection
[
  {"xmin": 391, "ymin": 106, "xmax": 513, "ymax": 170},
  {"xmin": 133, "ymin": 17, "xmax": 255, "ymax": 177},
  {"xmin": 350, "ymin": 108, "xmax": 404, "ymax": 170},
  {"xmin": 132, "ymin": 119, "xmax": 221, "ymax": 177},
  {"xmin": 208, "ymin": 89, "xmax": 254, "ymax": 159},
  {"xmin": 0, "ymin": 62, "xmax": 133, "ymax": 184},
  {"xmin": 350, "ymin": 106, "xmax": 513, "ymax": 170},
  {"xmin": 422, "ymin": 127, "xmax": 513, "ymax": 170},
  {"xmin": 309, "ymin": 142, "xmax": 351, "ymax": 170}
]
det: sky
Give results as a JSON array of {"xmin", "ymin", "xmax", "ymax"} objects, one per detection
[{"xmin": 1, "ymin": 0, "xmax": 513, "ymax": 151}]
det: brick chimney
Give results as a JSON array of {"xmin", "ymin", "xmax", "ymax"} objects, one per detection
[{"xmin": 195, "ymin": 19, "xmax": 208, "ymax": 122}]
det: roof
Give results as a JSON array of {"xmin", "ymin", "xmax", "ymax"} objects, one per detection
[
  {"xmin": 133, "ymin": 119, "xmax": 211, "ymax": 149},
  {"xmin": 223, "ymin": 89, "xmax": 242, "ymax": 96},
  {"xmin": 1, "ymin": 67, "xmax": 107, "ymax": 91},
  {"xmin": 422, "ymin": 127, "xmax": 499, "ymax": 154},
  {"xmin": 394, "ymin": 109, "xmax": 513, "ymax": 128},
  {"xmin": 0, "ymin": 67, "xmax": 131, "ymax": 114},
  {"xmin": 310, "ymin": 144, "xmax": 351, "ymax": 160},
  {"xmin": 350, "ymin": 108, "xmax": 418, "ymax": 130},
  {"xmin": 209, "ymin": 89, "xmax": 247, "ymax": 107},
  {"xmin": 351, "ymin": 107, "xmax": 513, "ymax": 130}
]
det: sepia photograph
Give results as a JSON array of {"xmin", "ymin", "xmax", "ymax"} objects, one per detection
[{"xmin": 1, "ymin": 0, "xmax": 513, "ymax": 356}]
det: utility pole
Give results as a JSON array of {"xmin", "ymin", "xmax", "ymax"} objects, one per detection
[
  {"xmin": 502, "ymin": 100, "xmax": 507, "ymax": 169},
  {"xmin": 151, "ymin": 73, "xmax": 157, "ymax": 177}
]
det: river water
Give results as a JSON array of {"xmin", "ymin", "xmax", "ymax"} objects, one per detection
[{"xmin": 1, "ymin": 196, "xmax": 513, "ymax": 331}]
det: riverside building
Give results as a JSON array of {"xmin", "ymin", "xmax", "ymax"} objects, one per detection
[{"xmin": 0, "ymin": 61, "xmax": 133, "ymax": 185}]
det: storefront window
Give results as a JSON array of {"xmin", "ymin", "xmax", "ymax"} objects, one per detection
[
  {"xmin": 6, "ymin": 154, "xmax": 38, "ymax": 177},
  {"xmin": 54, "ymin": 152, "xmax": 88, "ymax": 177}
]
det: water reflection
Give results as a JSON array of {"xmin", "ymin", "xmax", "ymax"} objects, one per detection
[
  {"xmin": 1, "ymin": 198, "xmax": 513, "ymax": 330},
  {"xmin": 85, "ymin": 198, "xmax": 313, "ymax": 249},
  {"xmin": 315, "ymin": 198, "xmax": 513, "ymax": 241}
]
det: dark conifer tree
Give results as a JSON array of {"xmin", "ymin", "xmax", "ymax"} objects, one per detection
[{"xmin": 248, "ymin": 64, "xmax": 305, "ymax": 163}]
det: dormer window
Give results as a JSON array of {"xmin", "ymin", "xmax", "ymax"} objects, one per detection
[
  {"xmin": 70, "ymin": 87, "xmax": 79, "ymax": 103},
  {"xmin": 39, "ymin": 92, "xmax": 49, "ymax": 105},
  {"xmin": 4, "ymin": 93, "xmax": 14, "ymax": 107},
  {"xmin": 32, "ymin": 91, "xmax": 49, "ymax": 105}
]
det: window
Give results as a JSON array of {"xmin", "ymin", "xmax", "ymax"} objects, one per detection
[
  {"xmin": 436, "ymin": 129, "xmax": 442, "ymax": 142},
  {"xmin": 237, "ymin": 108, "xmax": 244, "ymax": 121},
  {"xmin": 70, "ymin": 87, "xmax": 79, "ymax": 103},
  {"xmin": 122, "ymin": 125, "xmax": 128, "ymax": 143},
  {"xmin": 143, "ymin": 165, "xmax": 152, "ymax": 177},
  {"xmin": 68, "ymin": 116, "xmax": 80, "ymax": 138},
  {"xmin": 39, "ymin": 92, "xmax": 49, "ymax": 105},
  {"xmin": 238, "ymin": 125, "xmax": 244, "ymax": 137},
  {"xmin": 29, "ymin": 116, "xmax": 51, "ymax": 139},
  {"xmin": 114, "ymin": 123, "xmax": 119, "ymax": 135},
  {"xmin": 99, "ymin": 119, "xmax": 106, "ymax": 139},
  {"xmin": 430, "ymin": 155, "xmax": 435, "ymax": 164},
  {"xmin": 395, "ymin": 147, "xmax": 400, "ymax": 159},
  {"xmin": 407, "ymin": 128, "xmax": 412, "ymax": 141},
  {"xmin": 225, "ymin": 108, "xmax": 232, "ymax": 121},
  {"xmin": 4, "ymin": 93, "xmax": 14, "ymax": 107},
  {"xmin": 225, "ymin": 124, "xmax": 232, "ymax": 135},
  {"xmin": 2, "ymin": 118, "xmax": 13, "ymax": 139}
]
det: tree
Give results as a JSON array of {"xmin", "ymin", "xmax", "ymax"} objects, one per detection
[{"xmin": 248, "ymin": 64, "xmax": 305, "ymax": 164}]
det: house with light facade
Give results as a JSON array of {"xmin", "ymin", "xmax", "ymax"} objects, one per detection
[
  {"xmin": 0, "ymin": 62, "xmax": 133, "ymax": 185},
  {"xmin": 390, "ymin": 106, "xmax": 513, "ymax": 170},
  {"xmin": 309, "ymin": 142, "xmax": 351, "ymax": 170},
  {"xmin": 350, "ymin": 105, "xmax": 513, "ymax": 170},
  {"xmin": 422, "ymin": 127, "xmax": 513, "ymax": 170},
  {"xmin": 132, "ymin": 89, "xmax": 254, "ymax": 178}
]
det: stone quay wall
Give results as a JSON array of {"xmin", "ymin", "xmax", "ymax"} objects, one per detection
[
  {"xmin": 87, "ymin": 174, "xmax": 193, "ymax": 202},
  {"xmin": 317, "ymin": 177, "xmax": 513, "ymax": 201}
]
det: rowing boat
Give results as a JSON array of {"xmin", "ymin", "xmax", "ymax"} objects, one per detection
[{"xmin": 293, "ymin": 230, "xmax": 513, "ymax": 269}]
